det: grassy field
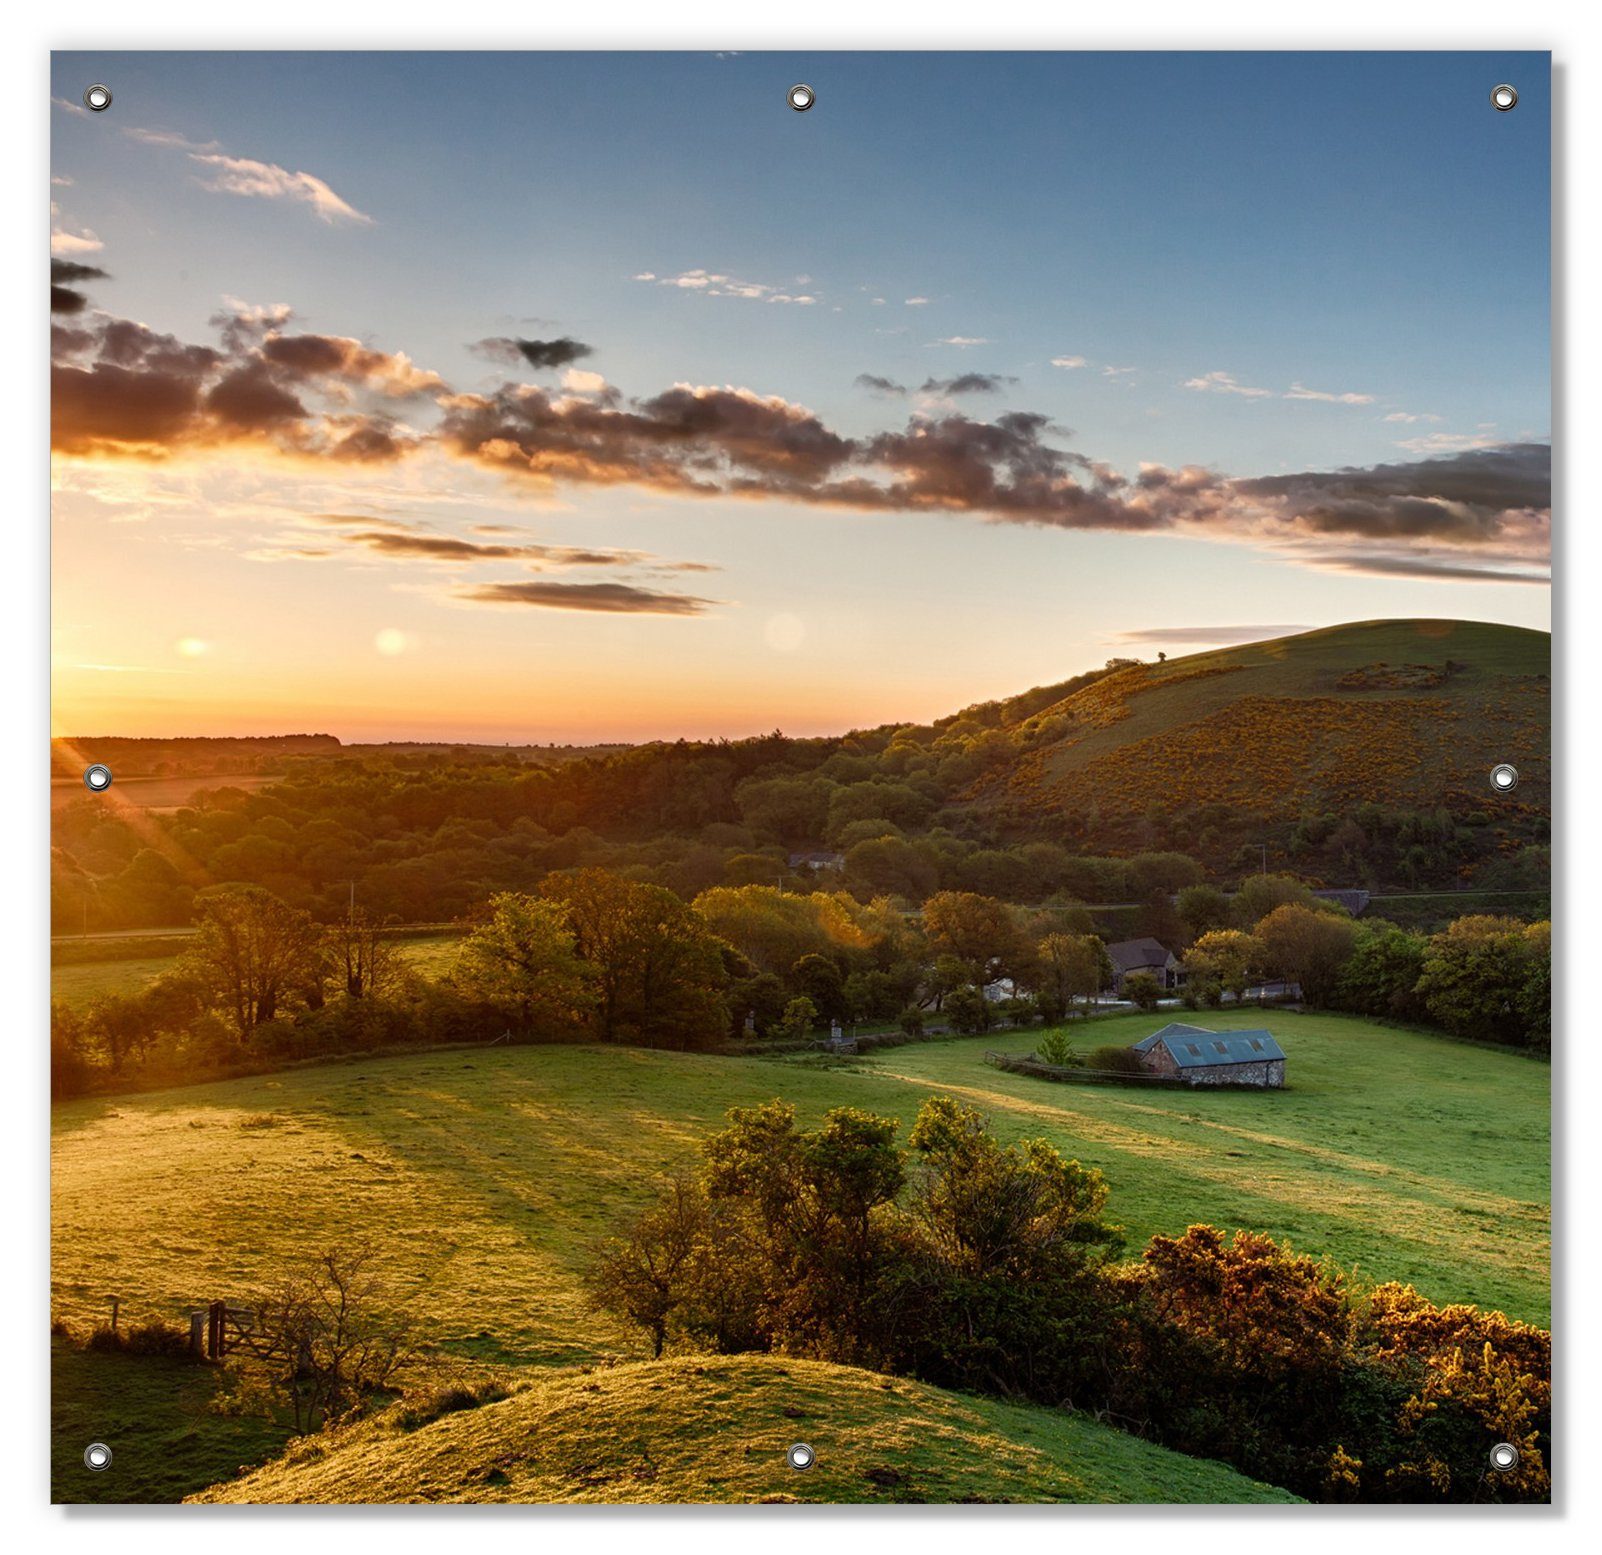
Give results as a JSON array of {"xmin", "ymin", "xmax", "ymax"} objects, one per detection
[
  {"xmin": 51, "ymin": 1009, "xmax": 1549, "ymax": 1362},
  {"xmin": 188, "ymin": 1353, "xmax": 1297, "ymax": 1505},
  {"xmin": 50, "ymin": 1008, "xmax": 1546, "ymax": 1502},
  {"xmin": 51, "ymin": 1338, "xmax": 292, "ymax": 1504}
]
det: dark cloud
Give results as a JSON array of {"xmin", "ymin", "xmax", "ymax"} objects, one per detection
[
  {"xmin": 51, "ymin": 307, "xmax": 426, "ymax": 461},
  {"xmin": 473, "ymin": 335, "xmax": 593, "ymax": 370},
  {"xmin": 51, "ymin": 259, "xmax": 109, "ymax": 315},
  {"xmin": 919, "ymin": 372, "xmax": 1017, "ymax": 395},
  {"xmin": 854, "ymin": 373, "xmax": 906, "ymax": 395},
  {"xmin": 1310, "ymin": 554, "xmax": 1551, "ymax": 584},
  {"xmin": 455, "ymin": 580, "xmax": 716, "ymax": 615},
  {"xmin": 340, "ymin": 528, "xmax": 646, "ymax": 566}
]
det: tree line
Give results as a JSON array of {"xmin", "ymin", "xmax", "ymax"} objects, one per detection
[{"xmin": 52, "ymin": 866, "xmax": 1550, "ymax": 1099}]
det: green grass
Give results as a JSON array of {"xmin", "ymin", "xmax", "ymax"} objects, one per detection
[
  {"xmin": 51, "ymin": 1010, "xmax": 1546, "ymax": 1502},
  {"xmin": 51, "ymin": 1337, "xmax": 292, "ymax": 1504},
  {"xmin": 51, "ymin": 1009, "xmax": 1549, "ymax": 1358},
  {"xmin": 187, "ymin": 1353, "xmax": 1298, "ymax": 1505}
]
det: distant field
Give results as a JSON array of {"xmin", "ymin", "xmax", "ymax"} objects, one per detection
[
  {"xmin": 50, "ymin": 1008, "xmax": 1550, "ymax": 1369},
  {"xmin": 51, "ymin": 933, "xmax": 462, "ymax": 1009},
  {"xmin": 188, "ymin": 1353, "xmax": 1297, "ymax": 1505},
  {"xmin": 51, "ymin": 773, "xmax": 281, "ymax": 812}
]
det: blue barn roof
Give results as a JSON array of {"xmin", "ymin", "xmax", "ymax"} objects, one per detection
[{"xmin": 1133, "ymin": 1022, "xmax": 1285, "ymax": 1068}]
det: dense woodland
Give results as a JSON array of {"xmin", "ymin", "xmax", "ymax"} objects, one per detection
[{"xmin": 51, "ymin": 692, "xmax": 1548, "ymax": 939}]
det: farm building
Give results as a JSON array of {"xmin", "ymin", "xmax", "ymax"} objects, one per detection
[
  {"xmin": 1105, "ymin": 937, "xmax": 1184, "ymax": 994},
  {"xmin": 1131, "ymin": 1022, "xmax": 1286, "ymax": 1087}
]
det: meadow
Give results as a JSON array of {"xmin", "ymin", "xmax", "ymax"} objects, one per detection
[{"xmin": 50, "ymin": 1008, "xmax": 1550, "ymax": 1368}]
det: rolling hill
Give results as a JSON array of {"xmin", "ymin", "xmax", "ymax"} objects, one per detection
[
  {"xmin": 187, "ymin": 1353, "xmax": 1298, "ymax": 1504},
  {"xmin": 964, "ymin": 619, "xmax": 1549, "ymax": 863}
]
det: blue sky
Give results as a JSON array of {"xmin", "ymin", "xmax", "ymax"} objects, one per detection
[{"xmin": 50, "ymin": 51, "xmax": 1551, "ymax": 741}]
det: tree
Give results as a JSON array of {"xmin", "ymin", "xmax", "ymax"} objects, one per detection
[
  {"xmin": 1036, "ymin": 1028, "xmax": 1079, "ymax": 1067},
  {"xmin": 789, "ymin": 953, "xmax": 846, "ymax": 1023},
  {"xmin": 922, "ymin": 891, "xmax": 1029, "ymax": 987},
  {"xmin": 1186, "ymin": 929, "xmax": 1264, "ymax": 1002},
  {"xmin": 541, "ymin": 869, "xmax": 729, "ymax": 1050},
  {"xmin": 1415, "ymin": 915, "xmax": 1549, "ymax": 1047},
  {"xmin": 585, "ymin": 1173, "xmax": 711, "ymax": 1358},
  {"xmin": 780, "ymin": 995, "xmax": 819, "ymax": 1037},
  {"xmin": 185, "ymin": 886, "xmax": 326, "ymax": 1038},
  {"xmin": 1176, "ymin": 884, "xmax": 1232, "ymax": 942},
  {"xmin": 1233, "ymin": 873, "xmax": 1319, "ymax": 928},
  {"xmin": 453, "ymin": 892, "xmax": 595, "ymax": 1038},
  {"xmin": 1254, "ymin": 904, "xmax": 1358, "ymax": 1006},
  {"xmin": 330, "ymin": 907, "xmax": 401, "ymax": 1000},
  {"xmin": 1123, "ymin": 971, "xmax": 1162, "ymax": 1011},
  {"xmin": 250, "ymin": 1247, "xmax": 418, "ymax": 1435},
  {"xmin": 1034, "ymin": 932, "xmax": 1112, "ymax": 1019},
  {"xmin": 1333, "ymin": 922, "xmax": 1429, "ymax": 1022}
]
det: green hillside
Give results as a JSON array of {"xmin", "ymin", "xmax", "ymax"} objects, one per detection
[
  {"xmin": 50, "ymin": 1010, "xmax": 1549, "ymax": 1366},
  {"xmin": 187, "ymin": 1353, "xmax": 1297, "ymax": 1505},
  {"xmin": 971, "ymin": 618, "xmax": 1549, "ymax": 860}
]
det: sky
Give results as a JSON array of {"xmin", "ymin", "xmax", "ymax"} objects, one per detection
[{"xmin": 49, "ymin": 51, "xmax": 1551, "ymax": 743}]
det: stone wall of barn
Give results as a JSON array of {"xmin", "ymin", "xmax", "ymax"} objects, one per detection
[{"xmin": 1181, "ymin": 1059, "xmax": 1285, "ymax": 1088}]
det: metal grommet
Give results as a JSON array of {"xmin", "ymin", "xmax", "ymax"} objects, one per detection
[
  {"xmin": 83, "ymin": 764, "xmax": 114, "ymax": 793},
  {"xmin": 1489, "ymin": 1441, "xmax": 1519, "ymax": 1471},
  {"xmin": 84, "ymin": 1441, "xmax": 113, "ymax": 1471},
  {"xmin": 787, "ymin": 83, "xmax": 815, "ymax": 112},
  {"xmin": 1491, "ymin": 83, "xmax": 1518, "ymax": 112},
  {"xmin": 1489, "ymin": 763, "xmax": 1519, "ymax": 794},
  {"xmin": 83, "ymin": 84, "xmax": 113, "ymax": 112},
  {"xmin": 786, "ymin": 1441, "xmax": 815, "ymax": 1471}
]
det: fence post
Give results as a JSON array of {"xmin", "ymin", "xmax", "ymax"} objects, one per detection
[{"xmin": 189, "ymin": 1309, "xmax": 207, "ymax": 1359}]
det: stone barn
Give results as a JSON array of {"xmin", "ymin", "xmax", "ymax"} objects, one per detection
[{"xmin": 1131, "ymin": 1022, "xmax": 1286, "ymax": 1088}]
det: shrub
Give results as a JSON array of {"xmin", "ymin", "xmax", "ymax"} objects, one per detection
[
  {"xmin": 1036, "ymin": 1029, "xmax": 1079, "ymax": 1067},
  {"xmin": 897, "ymin": 1006, "xmax": 926, "ymax": 1037},
  {"xmin": 1123, "ymin": 971, "xmax": 1162, "ymax": 1010},
  {"xmin": 1087, "ymin": 1045, "xmax": 1147, "ymax": 1074}
]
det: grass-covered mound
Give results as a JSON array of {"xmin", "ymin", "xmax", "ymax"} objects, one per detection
[{"xmin": 188, "ymin": 1353, "xmax": 1298, "ymax": 1505}]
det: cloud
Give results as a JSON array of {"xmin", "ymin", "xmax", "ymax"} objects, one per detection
[
  {"xmin": 1391, "ymin": 430, "xmax": 1502, "ymax": 456},
  {"xmin": 1284, "ymin": 382, "xmax": 1375, "ymax": 405},
  {"xmin": 51, "ymin": 258, "xmax": 108, "ymax": 315},
  {"xmin": 1183, "ymin": 370, "xmax": 1273, "ymax": 398},
  {"xmin": 642, "ymin": 268, "xmax": 816, "ymax": 303},
  {"xmin": 454, "ymin": 580, "xmax": 717, "ymax": 615},
  {"xmin": 473, "ymin": 335, "xmax": 593, "ymax": 371},
  {"xmin": 52, "ymin": 292, "xmax": 1549, "ymax": 585},
  {"xmin": 920, "ymin": 373, "xmax": 1016, "ymax": 396},
  {"xmin": 51, "ymin": 303, "xmax": 425, "ymax": 462},
  {"xmin": 904, "ymin": 297, "xmax": 931, "ymax": 307},
  {"xmin": 50, "ymin": 202, "xmax": 103, "ymax": 257},
  {"xmin": 1050, "ymin": 355, "xmax": 1087, "ymax": 370},
  {"xmin": 1382, "ymin": 411, "xmax": 1444, "ymax": 424},
  {"xmin": 932, "ymin": 336, "xmax": 991, "ymax": 348},
  {"xmin": 854, "ymin": 374, "xmax": 906, "ymax": 396},
  {"xmin": 1102, "ymin": 365, "xmax": 1137, "ymax": 378},
  {"xmin": 126, "ymin": 128, "xmax": 370, "ymax": 223},
  {"xmin": 1117, "ymin": 624, "xmax": 1311, "ymax": 646},
  {"xmin": 1310, "ymin": 554, "xmax": 1550, "ymax": 584},
  {"xmin": 337, "ymin": 527, "xmax": 650, "ymax": 567}
]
